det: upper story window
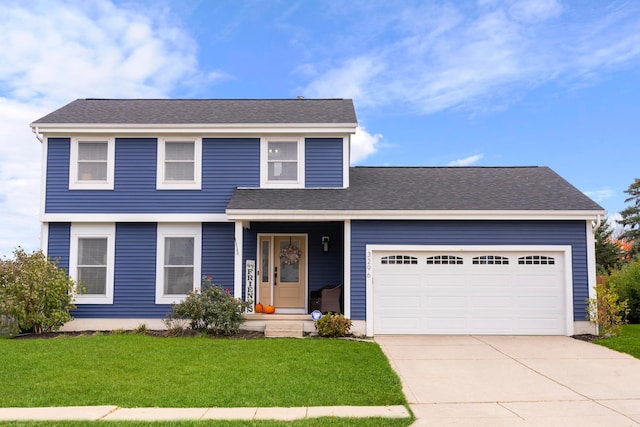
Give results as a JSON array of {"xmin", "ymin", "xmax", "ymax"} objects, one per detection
[
  {"xmin": 69, "ymin": 137, "xmax": 115, "ymax": 190},
  {"xmin": 157, "ymin": 138, "xmax": 202, "ymax": 190},
  {"xmin": 261, "ymin": 137, "xmax": 305, "ymax": 188},
  {"xmin": 69, "ymin": 223, "xmax": 115, "ymax": 304}
]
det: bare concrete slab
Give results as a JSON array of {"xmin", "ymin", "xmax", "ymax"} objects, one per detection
[
  {"xmin": 306, "ymin": 405, "xmax": 409, "ymax": 418},
  {"xmin": 376, "ymin": 335, "xmax": 640, "ymax": 426},
  {"xmin": 103, "ymin": 408, "xmax": 209, "ymax": 421},
  {"xmin": 202, "ymin": 407, "xmax": 258, "ymax": 420},
  {"xmin": 0, "ymin": 406, "xmax": 117, "ymax": 421},
  {"xmin": 253, "ymin": 407, "xmax": 307, "ymax": 420}
]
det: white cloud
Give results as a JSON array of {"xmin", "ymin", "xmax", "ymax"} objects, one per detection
[
  {"xmin": 302, "ymin": 56, "xmax": 386, "ymax": 107},
  {"xmin": 302, "ymin": 2, "xmax": 640, "ymax": 115},
  {"xmin": 0, "ymin": 0, "xmax": 203, "ymax": 257},
  {"xmin": 507, "ymin": 0, "xmax": 563, "ymax": 24},
  {"xmin": 350, "ymin": 126, "xmax": 382, "ymax": 165},
  {"xmin": 585, "ymin": 187, "xmax": 615, "ymax": 202},
  {"xmin": 447, "ymin": 154, "xmax": 484, "ymax": 167}
]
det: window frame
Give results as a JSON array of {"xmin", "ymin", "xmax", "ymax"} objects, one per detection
[
  {"xmin": 69, "ymin": 223, "xmax": 115, "ymax": 304},
  {"xmin": 155, "ymin": 224, "xmax": 202, "ymax": 304},
  {"xmin": 156, "ymin": 138, "xmax": 202, "ymax": 190},
  {"xmin": 69, "ymin": 137, "xmax": 115, "ymax": 190},
  {"xmin": 260, "ymin": 137, "xmax": 305, "ymax": 188}
]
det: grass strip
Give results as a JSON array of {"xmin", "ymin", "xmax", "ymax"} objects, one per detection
[{"xmin": 594, "ymin": 323, "xmax": 640, "ymax": 359}]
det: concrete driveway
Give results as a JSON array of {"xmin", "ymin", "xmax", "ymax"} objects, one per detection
[{"xmin": 376, "ymin": 335, "xmax": 640, "ymax": 426}]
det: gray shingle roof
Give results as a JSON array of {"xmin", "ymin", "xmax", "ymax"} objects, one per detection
[
  {"xmin": 227, "ymin": 167, "xmax": 604, "ymax": 212},
  {"xmin": 32, "ymin": 98, "xmax": 357, "ymax": 125}
]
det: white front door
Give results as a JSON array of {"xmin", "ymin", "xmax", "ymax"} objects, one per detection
[{"xmin": 258, "ymin": 234, "xmax": 307, "ymax": 313}]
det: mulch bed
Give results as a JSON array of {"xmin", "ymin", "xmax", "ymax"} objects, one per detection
[{"xmin": 571, "ymin": 334, "xmax": 599, "ymax": 342}]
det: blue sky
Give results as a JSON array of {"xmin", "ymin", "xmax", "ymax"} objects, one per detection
[{"xmin": 0, "ymin": 0, "xmax": 639, "ymax": 257}]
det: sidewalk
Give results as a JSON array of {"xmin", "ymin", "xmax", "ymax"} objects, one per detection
[{"xmin": 0, "ymin": 405, "xmax": 410, "ymax": 422}]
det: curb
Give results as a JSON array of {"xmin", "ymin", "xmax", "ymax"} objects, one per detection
[{"xmin": 0, "ymin": 405, "xmax": 411, "ymax": 421}]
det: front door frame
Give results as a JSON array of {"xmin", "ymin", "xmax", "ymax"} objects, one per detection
[{"xmin": 257, "ymin": 233, "xmax": 308, "ymax": 313}]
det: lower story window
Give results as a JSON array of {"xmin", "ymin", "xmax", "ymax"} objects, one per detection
[
  {"xmin": 70, "ymin": 224, "xmax": 115, "ymax": 304},
  {"xmin": 156, "ymin": 224, "xmax": 201, "ymax": 304}
]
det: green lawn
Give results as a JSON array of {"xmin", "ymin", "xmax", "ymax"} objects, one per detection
[
  {"xmin": 0, "ymin": 335, "xmax": 406, "ymax": 408},
  {"xmin": 594, "ymin": 324, "xmax": 640, "ymax": 359}
]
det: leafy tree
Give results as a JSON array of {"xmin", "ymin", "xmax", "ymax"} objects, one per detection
[
  {"xmin": 618, "ymin": 178, "xmax": 640, "ymax": 257},
  {"xmin": 0, "ymin": 248, "xmax": 78, "ymax": 335},
  {"xmin": 595, "ymin": 217, "xmax": 621, "ymax": 274}
]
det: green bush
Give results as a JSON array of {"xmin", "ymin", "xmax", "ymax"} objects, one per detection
[
  {"xmin": 0, "ymin": 248, "xmax": 78, "ymax": 335},
  {"xmin": 609, "ymin": 259, "xmax": 640, "ymax": 323},
  {"xmin": 587, "ymin": 281, "xmax": 629, "ymax": 336},
  {"xmin": 314, "ymin": 313, "xmax": 353, "ymax": 337},
  {"xmin": 165, "ymin": 276, "xmax": 252, "ymax": 336}
]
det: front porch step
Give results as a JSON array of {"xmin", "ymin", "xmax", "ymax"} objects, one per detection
[{"xmin": 264, "ymin": 321, "xmax": 304, "ymax": 338}]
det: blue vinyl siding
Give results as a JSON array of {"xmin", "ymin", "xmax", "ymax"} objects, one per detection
[
  {"xmin": 72, "ymin": 223, "xmax": 168, "ymax": 318},
  {"xmin": 48, "ymin": 222, "xmax": 236, "ymax": 319},
  {"xmin": 350, "ymin": 220, "xmax": 589, "ymax": 321},
  {"xmin": 45, "ymin": 138, "xmax": 260, "ymax": 213},
  {"xmin": 305, "ymin": 138, "xmax": 343, "ymax": 187},
  {"xmin": 47, "ymin": 222, "xmax": 70, "ymax": 271},
  {"xmin": 242, "ymin": 222, "xmax": 344, "ymax": 299},
  {"xmin": 202, "ymin": 222, "xmax": 235, "ymax": 293}
]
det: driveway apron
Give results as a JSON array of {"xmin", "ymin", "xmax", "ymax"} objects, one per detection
[{"xmin": 376, "ymin": 335, "xmax": 640, "ymax": 426}]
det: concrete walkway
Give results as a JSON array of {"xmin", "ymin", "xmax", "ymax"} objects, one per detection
[
  {"xmin": 376, "ymin": 335, "xmax": 640, "ymax": 426},
  {"xmin": 0, "ymin": 405, "xmax": 410, "ymax": 422}
]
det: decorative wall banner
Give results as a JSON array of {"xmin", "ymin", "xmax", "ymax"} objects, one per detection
[{"xmin": 245, "ymin": 260, "xmax": 255, "ymax": 313}]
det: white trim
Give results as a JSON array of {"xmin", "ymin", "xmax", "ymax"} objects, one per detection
[
  {"xmin": 42, "ymin": 213, "xmax": 228, "ymax": 222},
  {"xmin": 70, "ymin": 223, "xmax": 116, "ymax": 304},
  {"xmin": 234, "ymin": 221, "xmax": 243, "ymax": 300},
  {"xmin": 260, "ymin": 137, "xmax": 305, "ymax": 188},
  {"xmin": 343, "ymin": 220, "xmax": 351, "ymax": 318},
  {"xmin": 41, "ymin": 223, "xmax": 49, "ymax": 254},
  {"xmin": 226, "ymin": 209, "xmax": 606, "ymax": 221},
  {"xmin": 155, "ymin": 223, "xmax": 202, "ymax": 305},
  {"xmin": 32, "ymin": 123, "xmax": 358, "ymax": 135},
  {"xmin": 586, "ymin": 220, "xmax": 597, "ymax": 302},
  {"xmin": 40, "ymin": 138, "xmax": 48, "ymax": 219},
  {"xmin": 343, "ymin": 136, "xmax": 350, "ymax": 188},
  {"xmin": 156, "ymin": 138, "xmax": 202, "ymax": 190},
  {"xmin": 69, "ymin": 137, "xmax": 115, "ymax": 190},
  {"xmin": 365, "ymin": 244, "xmax": 574, "ymax": 337}
]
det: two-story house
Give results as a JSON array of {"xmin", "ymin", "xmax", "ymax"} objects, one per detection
[{"xmin": 31, "ymin": 98, "xmax": 604, "ymax": 336}]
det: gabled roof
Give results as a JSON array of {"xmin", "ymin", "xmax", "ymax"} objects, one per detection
[
  {"xmin": 31, "ymin": 98, "xmax": 357, "ymax": 125},
  {"xmin": 227, "ymin": 167, "xmax": 604, "ymax": 217}
]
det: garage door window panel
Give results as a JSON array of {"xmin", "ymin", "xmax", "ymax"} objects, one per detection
[
  {"xmin": 473, "ymin": 255, "xmax": 509, "ymax": 265},
  {"xmin": 381, "ymin": 255, "xmax": 417, "ymax": 265},
  {"xmin": 519, "ymin": 255, "xmax": 555, "ymax": 265},
  {"xmin": 426, "ymin": 255, "xmax": 463, "ymax": 265}
]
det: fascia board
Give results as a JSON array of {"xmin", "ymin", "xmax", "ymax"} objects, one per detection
[
  {"xmin": 225, "ymin": 209, "xmax": 607, "ymax": 221},
  {"xmin": 30, "ymin": 123, "xmax": 358, "ymax": 135}
]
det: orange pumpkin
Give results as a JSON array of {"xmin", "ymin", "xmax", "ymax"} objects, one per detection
[
  {"xmin": 264, "ymin": 305, "xmax": 276, "ymax": 314},
  {"xmin": 255, "ymin": 303, "xmax": 264, "ymax": 313}
]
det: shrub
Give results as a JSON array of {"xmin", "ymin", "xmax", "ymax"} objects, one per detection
[
  {"xmin": 609, "ymin": 259, "xmax": 640, "ymax": 323},
  {"xmin": 588, "ymin": 281, "xmax": 629, "ymax": 337},
  {"xmin": 0, "ymin": 248, "xmax": 78, "ymax": 335},
  {"xmin": 315, "ymin": 313, "xmax": 352, "ymax": 337},
  {"xmin": 165, "ymin": 276, "xmax": 252, "ymax": 336}
]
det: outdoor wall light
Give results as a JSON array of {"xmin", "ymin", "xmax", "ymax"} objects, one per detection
[{"xmin": 322, "ymin": 236, "xmax": 330, "ymax": 252}]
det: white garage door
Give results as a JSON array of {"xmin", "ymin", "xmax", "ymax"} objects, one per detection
[{"xmin": 372, "ymin": 248, "xmax": 568, "ymax": 335}]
